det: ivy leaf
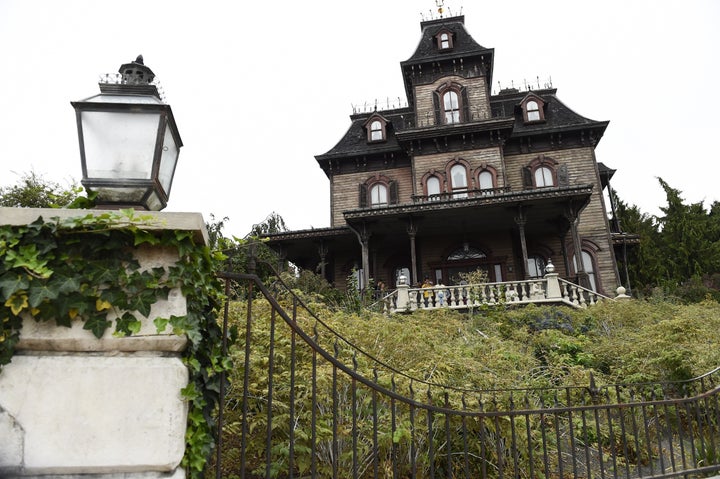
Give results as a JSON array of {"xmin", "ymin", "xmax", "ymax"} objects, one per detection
[
  {"xmin": 129, "ymin": 290, "xmax": 156, "ymax": 318},
  {"xmin": 154, "ymin": 316, "xmax": 169, "ymax": 333},
  {"xmin": 28, "ymin": 282, "xmax": 60, "ymax": 308},
  {"xmin": 83, "ymin": 314, "xmax": 111, "ymax": 339},
  {"xmin": 4, "ymin": 293, "xmax": 28, "ymax": 315},
  {"xmin": 133, "ymin": 229, "xmax": 160, "ymax": 246},
  {"xmin": 0, "ymin": 272, "xmax": 30, "ymax": 299},
  {"xmin": 115, "ymin": 312, "xmax": 140, "ymax": 336},
  {"xmin": 49, "ymin": 276, "xmax": 81, "ymax": 295}
]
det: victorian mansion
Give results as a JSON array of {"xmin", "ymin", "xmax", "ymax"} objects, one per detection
[{"xmin": 265, "ymin": 11, "xmax": 623, "ymax": 296}]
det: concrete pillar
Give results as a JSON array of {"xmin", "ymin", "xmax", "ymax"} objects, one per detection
[{"xmin": 0, "ymin": 208, "xmax": 208, "ymax": 479}]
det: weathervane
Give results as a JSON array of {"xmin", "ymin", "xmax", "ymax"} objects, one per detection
[{"xmin": 436, "ymin": 0, "xmax": 444, "ymax": 16}]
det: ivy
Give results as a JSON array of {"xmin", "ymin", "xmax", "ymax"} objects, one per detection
[{"xmin": 0, "ymin": 209, "xmax": 231, "ymax": 477}]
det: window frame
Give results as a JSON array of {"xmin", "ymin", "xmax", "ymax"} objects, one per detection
[
  {"xmin": 435, "ymin": 29, "xmax": 454, "ymax": 50},
  {"xmin": 520, "ymin": 94, "xmax": 546, "ymax": 124},
  {"xmin": 474, "ymin": 164, "xmax": 499, "ymax": 193},
  {"xmin": 359, "ymin": 174, "xmax": 398, "ymax": 208},
  {"xmin": 364, "ymin": 115, "xmax": 388, "ymax": 143},
  {"xmin": 527, "ymin": 155, "xmax": 559, "ymax": 189},
  {"xmin": 446, "ymin": 158, "xmax": 471, "ymax": 199}
]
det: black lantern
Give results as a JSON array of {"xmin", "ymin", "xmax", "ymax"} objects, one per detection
[{"xmin": 71, "ymin": 56, "xmax": 182, "ymax": 210}]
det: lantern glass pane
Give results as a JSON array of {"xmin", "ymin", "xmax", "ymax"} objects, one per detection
[
  {"xmin": 158, "ymin": 122, "xmax": 179, "ymax": 193},
  {"xmin": 81, "ymin": 111, "xmax": 160, "ymax": 179}
]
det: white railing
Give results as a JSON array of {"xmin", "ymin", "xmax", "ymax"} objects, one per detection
[{"xmin": 382, "ymin": 272, "xmax": 621, "ymax": 314}]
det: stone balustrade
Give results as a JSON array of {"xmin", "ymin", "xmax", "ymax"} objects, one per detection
[{"xmin": 379, "ymin": 271, "xmax": 619, "ymax": 314}]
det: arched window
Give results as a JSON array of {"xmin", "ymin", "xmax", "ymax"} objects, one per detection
[
  {"xmin": 369, "ymin": 120, "xmax": 383, "ymax": 141},
  {"xmin": 427, "ymin": 175, "xmax": 441, "ymax": 198},
  {"xmin": 443, "ymin": 90, "xmax": 460, "ymax": 124},
  {"xmin": 450, "ymin": 164, "xmax": 468, "ymax": 198},
  {"xmin": 527, "ymin": 255, "xmax": 546, "ymax": 279},
  {"xmin": 573, "ymin": 251, "xmax": 598, "ymax": 292},
  {"xmin": 526, "ymin": 101, "xmax": 541, "ymax": 122},
  {"xmin": 535, "ymin": 166, "xmax": 554, "ymax": 187},
  {"xmin": 369, "ymin": 183, "xmax": 388, "ymax": 207},
  {"xmin": 478, "ymin": 170, "xmax": 494, "ymax": 191}
]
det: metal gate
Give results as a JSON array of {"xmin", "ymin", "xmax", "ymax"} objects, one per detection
[{"xmin": 211, "ymin": 270, "xmax": 720, "ymax": 478}]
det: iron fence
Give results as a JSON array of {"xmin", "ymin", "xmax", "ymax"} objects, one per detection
[{"xmin": 210, "ymin": 270, "xmax": 720, "ymax": 478}]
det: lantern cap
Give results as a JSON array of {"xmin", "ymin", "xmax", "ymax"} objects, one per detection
[{"xmin": 96, "ymin": 55, "xmax": 163, "ymax": 100}]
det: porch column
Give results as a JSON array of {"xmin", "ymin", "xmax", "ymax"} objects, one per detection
[
  {"xmin": 565, "ymin": 205, "xmax": 591, "ymax": 289},
  {"xmin": 317, "ymin": 241, "xmax": 328, "ymax": 279},
  {"xmin": 514, "ymin": 206, "xmax": 529, "ymax": 279},
  {"xmin": 348, "ymin": 222, "xmax": 371, "ymax": 289},
  {"xmin": 407, "ymin": 219, "xmax": 418, "ymax": 286}
]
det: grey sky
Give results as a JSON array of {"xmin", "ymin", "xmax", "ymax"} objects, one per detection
[{"xmin": 1, "ymin": 0, "xmax": 718, "ymax": 237}]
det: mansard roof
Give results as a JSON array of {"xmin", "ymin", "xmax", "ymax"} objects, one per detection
[
  {"xmin": 402, "ymin": 16, "xmax": 493, "ymax": 64},
  {"xmin": 491, "ymin": 88, "xmax": 609, "ymax": 135},
  {"xmin": 315, "ymin": 107, "xmax": 410, "ymax": 161},
  {"xmin": 316, "ymin": 87, "xmax": 607, "ymax": 168}
]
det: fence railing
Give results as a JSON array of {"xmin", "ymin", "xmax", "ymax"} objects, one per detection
[{"xmin": 210, "ymin": 270, "xmax": 720, "ymax": 478}]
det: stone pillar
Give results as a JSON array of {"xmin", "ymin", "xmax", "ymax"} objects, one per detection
[{"xmin": 0, "ymin": 208, "xmax": 208, "ymax": 479}]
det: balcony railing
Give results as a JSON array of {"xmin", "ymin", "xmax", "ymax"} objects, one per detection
[
  {"xmin": 375, "ymin": 271, "xmax": 622, "ymax": 314},
  {"xmin": 412, "ymin": 186, "xmax": 511, "ymax": 203}
]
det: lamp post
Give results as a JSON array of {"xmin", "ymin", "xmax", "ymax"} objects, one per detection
[{"xmin": 71, "ymin": 56, "xmax": 183, "ymax": 211}]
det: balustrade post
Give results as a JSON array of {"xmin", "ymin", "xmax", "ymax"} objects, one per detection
[
  {"xmin": 543, "ymin": 260, "xmax": 562, "ymax": 300},
  {"xmin": 395, "ymin": 275, "xmax": 410, "ymax": 312}
]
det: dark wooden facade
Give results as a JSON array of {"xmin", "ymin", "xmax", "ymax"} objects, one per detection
[{"xmin": 266, "ymin": 13, "xmax": 621, "ymax": 295}]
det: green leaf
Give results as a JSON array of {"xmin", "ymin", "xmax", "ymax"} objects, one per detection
[
  {"xmin": 154, "ymin": 316, "xmax": 169, "ymax": 333},
  {"xmin": 83, "ymin": 314, "xmax": 111, "ymax": 339},
  {"xmin": 0, "ymin": 272, "xmax": 30, "ymax": 299},
  {"xmin": 133, "ymin": 229, "xmax": 160, "ymax": 246},
  {"xmin": 49, "ymin": 276, "xmax": 81, "ymax": 295},
  {"xmin": 115, "ymin": 312, "xmax": 141, "ymax": 336},
  {"xmin": 28, "ymin": 282, "xmax": 59, "ymax": 307}
]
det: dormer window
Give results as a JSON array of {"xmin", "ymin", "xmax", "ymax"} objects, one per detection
[
  {"xmin": 526, "ymin": 101, "xmax": 541, "ymax": 121},
  {"xmin": 520, "ymin": 94, "xmax": 546, "ymax": 123},
  {"xmin": 435, "ymin": 29, "xmax": 454, "ymax": 50},
  {"xmin": 365, "ymin": 116, "xmax": 387, "ymax": 143}
]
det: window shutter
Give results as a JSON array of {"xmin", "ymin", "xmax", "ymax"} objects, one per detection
[
  {"xmin": 432, "ymin": 92, "xmax": 441, "ymax": 125},
  {"xmin": 522, "ymin": 167, "xmax": 533, "ymax": 189},
  {"xmin": 461, "ymin": 86, "xmax": 470, "ymax": 121},
  {"xmin": 359, "ymin": 184, "xmax": 368, "ymax": 207},
  {"xmin": 558, "ymin": 164, "xmax": 569, "ymax": 187},
  {"xmin": 389, "ymin": 180, "xmax": 399, "ymax": 205}
]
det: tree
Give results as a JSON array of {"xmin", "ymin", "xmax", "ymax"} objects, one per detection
[
  {"xmin": 0, "ymin": 171, "xmax": 81, "ymax": 208},
  {"xmin": 656, "ymin": 178, "xmax": 720, "ymax": 285},
  {"xmin": 614, "ymin": 178, "xmax": 720, "ymax": 300}
]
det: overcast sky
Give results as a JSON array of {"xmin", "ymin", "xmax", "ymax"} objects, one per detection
[{"xmin": 1, "ymin": 0, "xmax": 718, "ymax": 238}]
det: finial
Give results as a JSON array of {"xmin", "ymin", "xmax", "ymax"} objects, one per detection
[
  {"xmin": 436, "ymin": 0, "xmax": 444, "ymax": 16},
  {"xmin": 135, "ymin": 54, "xmax": 144, "ymax": 65}
]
